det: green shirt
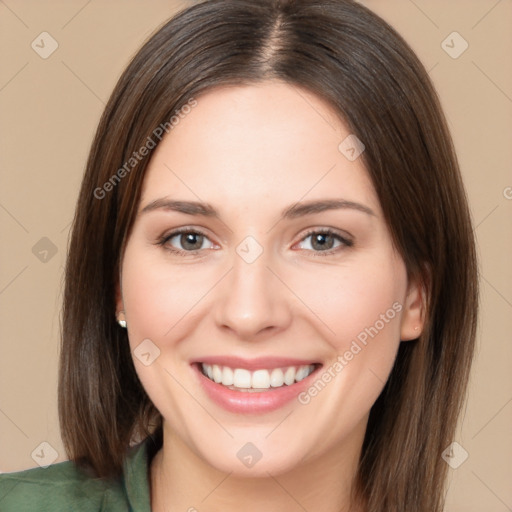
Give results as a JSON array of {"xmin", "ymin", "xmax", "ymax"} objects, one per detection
[{"xmin": 0, "ymin": 436, "xmax": 159, "ymax": 511}]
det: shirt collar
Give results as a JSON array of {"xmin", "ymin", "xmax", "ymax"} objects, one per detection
[{"xmin": 122, "ymin": 435, "xmax": 161, "ymax": 511}]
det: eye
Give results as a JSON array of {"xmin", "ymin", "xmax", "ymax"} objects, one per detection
[
  {"xmin": 295, "ymin": 229, "xmax": 353, "ymax": 255},
  {"xmin": 157, "ymin": 228, "xmax": 215, "ymax": 255},
  {"xmin": 156, "ymin": 228, "xmax": 352, "ymax": 256}
]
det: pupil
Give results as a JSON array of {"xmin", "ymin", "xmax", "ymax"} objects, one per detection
[
  {"xmin": 182, "ymin": 233, "xmax": 202, "ymax": 250},
  {"xmin": 312, "ymin": 233, "xmax": 334, "ymax": 251}
]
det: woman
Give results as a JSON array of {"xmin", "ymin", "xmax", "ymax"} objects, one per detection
[{"xmin": 0, "ymin": 0, "xmax": 478, "ymax": 511}]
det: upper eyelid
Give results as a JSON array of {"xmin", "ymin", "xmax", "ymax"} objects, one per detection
[
  {"xmin": 162, "ymin": 228, "xmax": 216, "ymax": 248},
  {"xmin": 294, "ymin": 229, "xmax": 353, "ymax": 251},
  {"xmin": 299, "ymin": 227, "xmax": 352, "ymax": 241}
]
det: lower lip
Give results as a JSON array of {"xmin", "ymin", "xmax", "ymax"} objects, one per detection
[{"xmin": 192, "ymin": 363, "xmax": 321, "ymax": 414}]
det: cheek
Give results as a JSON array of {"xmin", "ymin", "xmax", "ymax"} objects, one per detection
[
  {"xmin": 290, "ymin": 254, "xmax": 406, "ymax": 350},
  {"xmin": 119, "ymin": 244, "xmax": 207, "ymax": 420},
  {"xmin": 120, "ymin": 244, "xmax": 212, "ymax": 345},
  {"xmin": 289, "ymin": 255, "xmax": 407, "ymax": 444},
  {"xmin": 288, "ymin": 250, "xmax": 407, "ymax": 422}
]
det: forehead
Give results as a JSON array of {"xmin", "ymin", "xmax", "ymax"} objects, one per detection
[{"xmin": 139, "ymin": 82, "xmax": 379, "ymax": 215}]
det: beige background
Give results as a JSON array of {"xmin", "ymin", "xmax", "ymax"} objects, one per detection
[{"xmin": 0, "ymin": 0, "xmax": 511, "ymax": 510}]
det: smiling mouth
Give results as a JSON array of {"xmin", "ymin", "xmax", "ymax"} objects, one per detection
[{"xmin": 199, "ymin": 363, "xmax": 321, "ymax": 392}]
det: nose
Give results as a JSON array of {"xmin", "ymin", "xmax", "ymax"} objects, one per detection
[{"xmin": 213, "ymin": 248, "xmax": 293, "ymax": 340}]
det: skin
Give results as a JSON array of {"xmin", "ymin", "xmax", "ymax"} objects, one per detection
[{"xmin": 116, "ymin": 81, "xmax": 424, "ymax": 512}]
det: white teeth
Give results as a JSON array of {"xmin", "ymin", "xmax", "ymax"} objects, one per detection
[
  {"xmin": 284, "ymin": 367, "xmax": 296, "ymax": 386},
  {"xmin": 295, "ymin": 365, "xmax": 309, "ymax": 381},
  {"xmin": 212, "ymin": 365, "xmax": 222, "ymax": 383},
  {"xmin": 222, "ymin": 366, "xmax": 234, "ymax": 386},
  {"xmin": 233, "ymin": 368, "xmax": 252, "ymax": 388},
  {"xmin": 200, "ymin": 363, "xmax": 316, "ymax": 391},
  {"xmin": 252, "ymin": 369, "xmax": 271, "ymax": 389},
  {"xmin": 270, "ymin": 368, "xmax": 284, "ymax": 387}
]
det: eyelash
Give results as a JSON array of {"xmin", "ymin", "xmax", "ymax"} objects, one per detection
[
  {"xmin": 155, "ymin": 227, "xmax": 354, "ymax": 257},
  {"xmin": 298, "ymin": 228, "xmax": 354, "ymax": 256}
]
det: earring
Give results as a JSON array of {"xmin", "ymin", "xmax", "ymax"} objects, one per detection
[{"xmin": 117, "ymin": 311, "xmax": 127, "ymax": 328}]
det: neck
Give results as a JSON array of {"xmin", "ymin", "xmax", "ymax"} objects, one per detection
[{"xmin": 150, "ymin": 420, "xmax": 367, "ymax": 512}]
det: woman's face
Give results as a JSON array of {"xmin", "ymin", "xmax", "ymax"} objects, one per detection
[{"xmin": 117, "ymin": 82, "xmax": 423, "ymax": 476}]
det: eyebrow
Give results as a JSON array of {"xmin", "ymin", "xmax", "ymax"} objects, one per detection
[
  {"xmin": 282, "ymin": 199, "xmax": 375, "ymax": 218},
  {"xmin": 139, "ymin": 198, "xmax": 376, "ymax": 219}
]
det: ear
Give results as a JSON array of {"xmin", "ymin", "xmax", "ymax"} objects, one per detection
[{"xmin": 400, "ymin": 274, "xmax": 427, "ymax": 341}]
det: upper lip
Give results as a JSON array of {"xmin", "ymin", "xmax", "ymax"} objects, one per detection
[{"xmin": 191, "ymin": 355, "xmax": 321, "ymax": 371}]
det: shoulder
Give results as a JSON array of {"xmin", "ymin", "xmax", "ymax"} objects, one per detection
[
  {"xmin": 0, "ymin": 436, "xmax": 158, "ymax": 512},
  {"xmin": 0, "ymin": 460, "xmax": 127, "ymax": 512}
]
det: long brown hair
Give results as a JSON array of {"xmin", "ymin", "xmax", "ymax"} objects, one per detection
[{"xmin": 59, "ymin": 1, "xmax": 478, "ymax": 510}]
